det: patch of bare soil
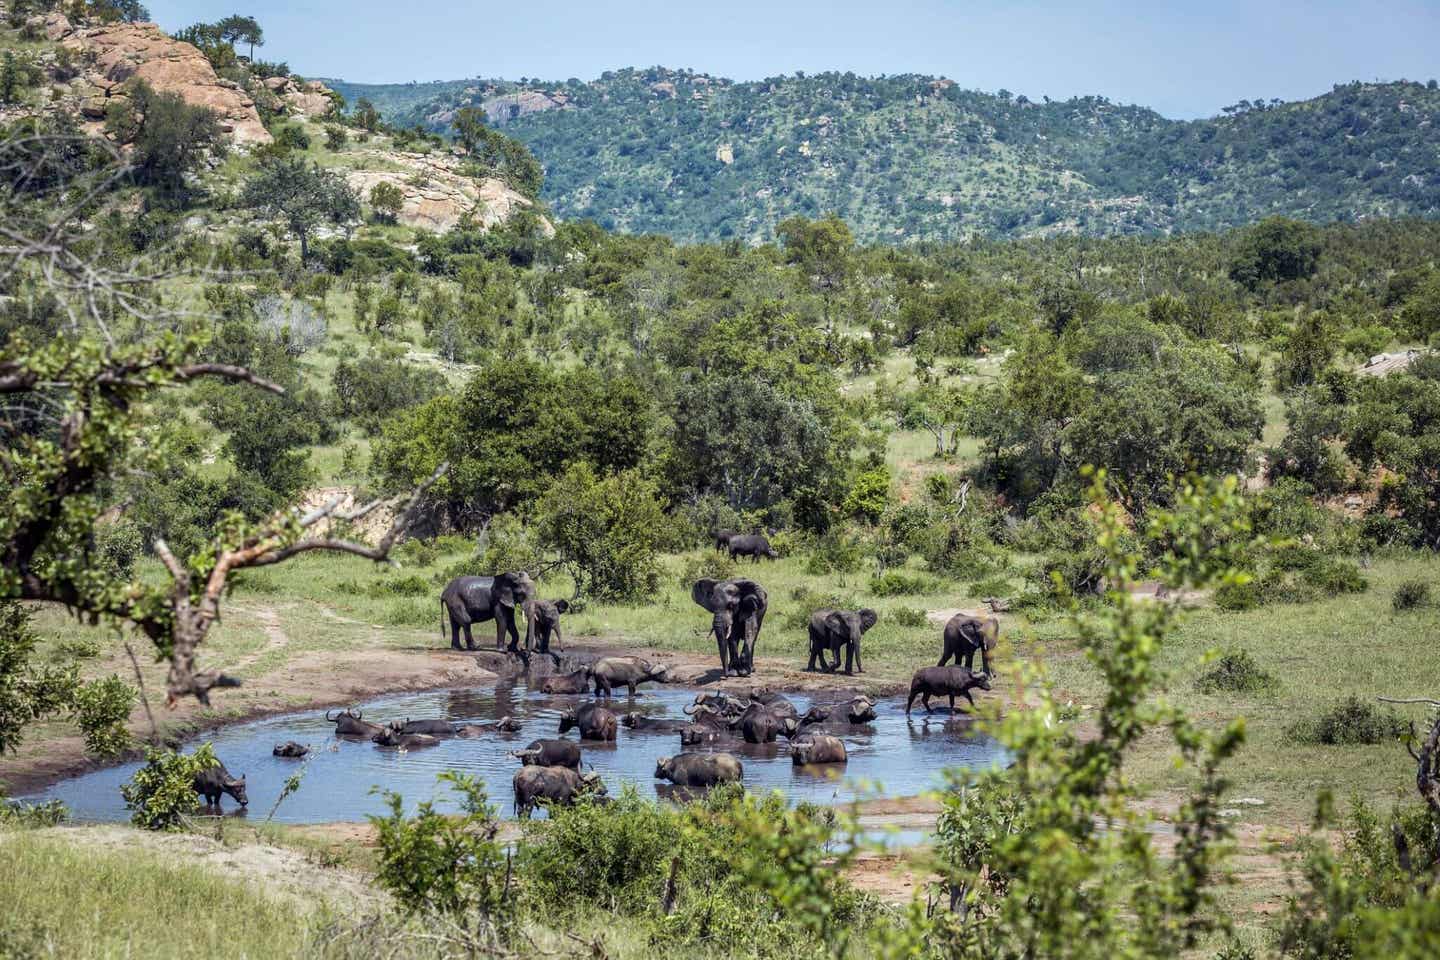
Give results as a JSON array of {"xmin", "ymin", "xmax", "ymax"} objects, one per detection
[
  {"xmin": 846, "ymin": 853, "xmax": 929, "ymax": 903},
  {"xmin": 8, "ymin": 824, "xmax": 383, "ymax": 914}
]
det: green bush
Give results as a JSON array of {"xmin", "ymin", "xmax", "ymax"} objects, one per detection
[
  {"xmin": 536, "ymin": 464, "xmax": 667, "ymax": 603},
  {"xmin": 476, "ymin": 513, "xmax": 547, "ymax": 578},
  {"xmin": 122, "ymin": 745, "xmax": 217, "ymax": 831},
  {"xmin": 1392, "ymin": 579, "xmax": 1431, "ymax": 612},
  {"xmin": 783, "ymin": 586, "xmax": 859, "ymax": 629},
  {"xmin": 69, "ymin": 676, "xmax": 135, "ymax": 758},
  {"xmin": 378, "ymin": 597, "xmax": 435, "ymax": 628},
  {"xmin": 806, "ymin": 530, "xmax": 865, "ymax": 575},
  {"xmin": 868, "ymin": 570, "xmax": 939, "ymax": 596},
  {"xmin": 842, "ymin": 466, "xmax": 891, "ymax": 523},
  {"xmin": 677, "ymin": 551, "xmax": 737, "ymax": 587},
  {"xmin": 365, "ymin": 573, "xmax": 431, "ymax": 598},
  {"xmin": 370, "ymin": 772, "xmax": 513, "ymax": 944},
  {"xmin": 890, "ymin": 605, "xmax": 929, "ymax": 627},
  {"xmin": 93, "ymin": 520, "xmax": 143, "ymax": 580},
  {"xmin": 0, "ymin": 796, "xmax": 67, "ymax": 828},
  {"xmin": 1214, "ymin": 578, "xmax": 1260, "ymax": 612},
  {"xmin": 1194, "ymin": 650, "xmax": 1280, "ymax": 695},
  {"xmin": 1287, "ymin": 696, "xmax": 1407, "ymax": 745}
]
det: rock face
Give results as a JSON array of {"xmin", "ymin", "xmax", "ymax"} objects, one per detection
[
  {"xmin": 62, "ymin": 21, "xmax": 271, "ymax": 145},
  {"xmin": 262, "ymin": 76, "xmax": 337, "ymax": 119},
  {"xmin": 345, "ymin": 152, "xmax": 551, "ymax": 234},
  {"xmin": 479, "ymin": 90, "xmax": 563, "ymax": 125}
]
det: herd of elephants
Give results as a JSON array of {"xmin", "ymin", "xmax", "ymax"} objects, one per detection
[{"xmin": 192, "ymin": 538, "xmax": 1002, "ymax": 819}]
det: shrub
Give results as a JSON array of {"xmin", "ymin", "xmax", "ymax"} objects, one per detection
[
  {"xmin": 323, "ymin": 124, "xmax": 347, "ymax": 151},
  {"xmin": 254, "ymin": 295, "xmax": 326, "ymax": 356},
  {"xmin": 93, "ymin": 520, "xmax": 143, "ymax": 580},
  {"xmin": 890, "ymin": 605, "xmax": 929, "ymax": 627},
  {"xmin": 677, "ymin": 551, "xmax": 737, "ymax": 587},
  {"xmin": 69, "ymin": 676, "xmax": 135, "ymax": 757},
  {"xmin": 1287, "ymin": 696, "xmax": 1407, "ymax": 745},
  {"xmin": 476, "ymin": 513, "xmax": 547, "ymax": 578},
  {"xmin": 842, "ymin": 466, "xmax": 891, "ymax": 523},
  {"xmin": 1194, "ymin": 650, "xmax": 1280, "ymax": 695},
  {"xmin": 369, "ymin": 181, "xmax": 404, "ymax": 223},
  {"xmin": 784, "ymin": 586, "xmax": 858, "ymax": 629},
  {"xmin": 0, "ymin": 796, "xmax": 67, "ymax": 828},
  {"xmin": 371, "ymin": 772, "xmax": 512, "ymax": 944},
  {"xmin": 365, "ymin": 574, "xmax": 430, "ymax": 598},
  {"xmin": 806, "ymin": 530, "xmax": 865, "ymax": 575},
  {"xmin": 868, "ymin": 570, "xmax": 939, "ymax": 597},
  {"xmin": 1392, "ymin": 579, "xmax": 1430, "ymax": 612},
  {"xmin": 122, "ymin": 745, "xmax": 217, "ymax": 831}
]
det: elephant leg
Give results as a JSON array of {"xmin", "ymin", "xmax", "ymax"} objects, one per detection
[
  {"xmin": 449, "ymin": 616, "xmax": 464, "ymax": 651},
  {"xmin": 628, "ymin": 682, "xmax": 637, "ymax": 698},
  {"xmin": 806, "ymin": 644, "xmax": 819, "ymax": 672},
  {"xmin": 595, "ymin": 676, "xmax": 610, "ymax": 698},
  {"xmin": 963, "ymin": 649, "xmax": 975, "ymax": 671},
  {"xmin": 855, "ymin": 641, "xmax": 864, "ymax": 674},
  {"xmin": 552, "ymin": 625, "xmax": 562, "ymax": 653},
  {"xmin": 842, "ymin": 642, "xmax": 855, "ymax": 675},
  {"xmin": 937, "ymin": 645, "xmax": 952, "ymax": 667},
  {"xmin": 463, "ymin": 622, "xmax": 477, "ymax": 651}
]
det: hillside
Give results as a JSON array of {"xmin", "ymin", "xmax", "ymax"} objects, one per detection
[{"xmin": 332, "ymin": 68, "xmax": 1440, "ymax": 243}]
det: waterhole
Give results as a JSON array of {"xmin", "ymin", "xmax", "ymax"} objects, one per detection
[{"xmin": 26, "ymin": 679, "xmax": 1008, "ymax": 823}]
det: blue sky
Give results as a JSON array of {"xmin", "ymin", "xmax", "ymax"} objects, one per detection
[{"xmin": 149, "ymin": 0, "xmax": 1439, "ymax": 119}]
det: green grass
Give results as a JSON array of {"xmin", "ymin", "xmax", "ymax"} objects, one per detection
[{"xmin": 0, "ymin": 829, "xmax": 310, "ymax": 959}]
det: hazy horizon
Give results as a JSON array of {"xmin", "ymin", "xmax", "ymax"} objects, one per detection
[{"xmin": 147, "ymin": 0, "xmax": 1440, "ymax": 120}]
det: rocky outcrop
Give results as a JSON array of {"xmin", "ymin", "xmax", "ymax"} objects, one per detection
[
  {"xmin": 479, "ymin": 90, "xmax": 563, "ymax": 125},
  {"xmin": 344, "ymin": 151, "xmax": 551, "ymax": 234},
  {"xmin": 263, "ymin": 76, "xmax": 338, "ymax": 119},
  {"xmin": 61, "ymin": 21, "xmax": 270, "ymax": 145}
]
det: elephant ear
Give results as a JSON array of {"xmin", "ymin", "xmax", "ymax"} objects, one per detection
[
  {"xmin": 691, "ymin": 578, "xmax": 721, "ymax": 610},
  {"xmin": 494, "ymin": 574, "xmax": 517, "ymax": 608},
  {"xmin": 858, "ymin": 608, "xmax": 879, "ymax": 632},
  {"xmin": 824, "ymin": 610, "xmax": 849, "ymax": 635},
  {"xmin": 554, "ymin": 599, "xmax": 569, "ymax": 615},
  {"xmin": 738, "ymin": 592, "xmax": 763, "ymax": 618},
  {"xmin": 982, "ymin": 618, "xmax": 1000, "ymax": 651}
]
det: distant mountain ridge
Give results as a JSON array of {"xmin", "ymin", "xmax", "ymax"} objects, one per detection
[{"xmin": 327, "ymin": 68, "xmax": 1440, "ymax": 243}]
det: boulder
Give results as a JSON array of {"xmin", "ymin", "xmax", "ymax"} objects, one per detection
[
  {"xmin": 63, "ymin": 22, "xmax": 270, "ymax": 145},
  {"xmin": 344, "ymin": 151, "xmax": 550, "ymax": 234},
  {"xmin": 43, "ymin": 13, "xmax": 73, "ymax": 41},
  {"xmin": 283, "ymin": 79, "xmax": 336, "ymax": 119}
]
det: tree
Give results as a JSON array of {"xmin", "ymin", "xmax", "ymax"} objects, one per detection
[
  {"xmin": 369, "ymin": 181, "xmax": 404, "ymax": 223},
  {"xmin": 216, "ymin": 14, "xmax": 264, "ymax": 61},
  {"xmin": 105, "ymin": 81, "xmax": 225, "ymax": 202},
  {"xmin": 1229, "ymin": 216, "xmax": 1323, "ymax": 288},
  {"xmin": 240, "ymin": 156, "xmax": 360, "ymax": 260},
  {"xmin": 352, "ymin": 97, "xmax": 381, "ymax": 133},
  {"xmin": 453, "ymin": 106, "xmax": 487, "ymax": 154},
  {"xmin": 1, "ymin": 131, "xmax": 444, "ymax": 709},
  {"xmin": 535, "ymin": 463, "xmax": 666, "ymax": 602}
]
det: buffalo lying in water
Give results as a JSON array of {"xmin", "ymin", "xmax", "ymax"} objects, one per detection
[
  {"xmin": 326, "ymin": 708, "xmax": 383, "ymax": 738},
  {"xmin": 790, "ymin": 734, "xmax": 847, "ymax": 765},
  {"xmin": 272, "ymin": 741, "xmax": 309, "ymax": 758},
  {"xmin": 510, "ymin": 738, "xmax": 582, "ymax": 770},
  {"xmin": 558, "ymin": 702, "xmax": 617, "ymax": 741},
  {"xmin": 655, "ymin": 752, "xmax": 743, "ymax": 787}
]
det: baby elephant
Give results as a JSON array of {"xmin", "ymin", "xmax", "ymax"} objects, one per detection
[
  {"xmin": 807, "ymin": 608, "xmax": 878, "ymax": 674},
  {"xmin": 655, "ymin": 752, "xmax": 744, "ymax": 787},
  {"xmin": 591, "ymin": 656, "xmax": 670, "ymax": 697},
  {"xmin": 528, "ymin": 599, "xmax": 569, "ymax": 655},
  {"xmin": 510, "ymin": 738, "xmax": 582, "ymax": 770},
  {"xmin": 192, "ymin": 759, "xmax": 247, "ymax": 808},
  {"xmin": 905, "ymin": 666, "xmax": 992, "ymax": 715},
  {"xmin": 791, "ymin": 734, "xmax": 847, "ymax": 765},
  {"xmin": 938, "ymin": 614, "xmax": 999, "ymax": 674},
  {"xmin": 558, "ymin": 702, "xmax": 618, "ymax": 741},
  {"xmin": 513, "ymin": 766, "xmax": 606, "ymax": 818},
  {"xmin": 272, "ymin": 741, "xmax": 309, "ymax": 758}
]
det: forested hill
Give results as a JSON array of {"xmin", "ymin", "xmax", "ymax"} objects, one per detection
[{"xmin": 328, "ymin": 69, "xmax": 1440, "ymax": 243}]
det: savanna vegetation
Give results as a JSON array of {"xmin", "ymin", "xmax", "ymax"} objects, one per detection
[{"xmin": 1, "ymin": 5, "xmax": 1439, "ymax": 959}]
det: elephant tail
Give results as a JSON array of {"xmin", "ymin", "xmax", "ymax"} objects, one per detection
[{"xmin": 439, "ymin": 600, "xmax": 446, "ymax": 640}]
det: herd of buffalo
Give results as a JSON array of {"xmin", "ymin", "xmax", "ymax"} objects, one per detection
[{"xmin": 190, "ymin": 558, "xmax": 1000, "ymax": 818}]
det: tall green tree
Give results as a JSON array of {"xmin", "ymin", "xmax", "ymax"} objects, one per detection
[{"xmin": 240, "ymin": 157, "xmax": 360, "ymax": 260}]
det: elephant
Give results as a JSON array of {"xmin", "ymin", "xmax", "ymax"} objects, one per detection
[
  {"xmin": 728, "ymin": 533, "xmax": 779, "ymax": 563},
  {"xmin": 590, "ymin": 657, "xmax": 670, "ymax": 698},
  {"xmin": 558, "ymin": 702, "xmax": 618, "ymax": 741},
  {"xmin": 806, "ymin": 608, "xmax": 878, "ymax": 674},
  {"xmin": 510, "ymin": 739, "xmax": 582, "ymax": 770},
  {"xmin": 938, "ymin": 614, "xmax": 999, "ymax": 674},
  {"xmin": 905, "ymin": 666, "xmax": 992, "ymax": 715},
  {"xmin": 512, "ymin": 766, "xmax": 606, "ymax": 818},
  {"xmin": 439, "ymin": 572, "xmax": 536, "ymax": 652},
  {"xmin": 325, "ymin": 708, "xmax": 383, "ymax": 739},
  {"xmin": 272, "ymin": 741, "xmax": 309, "ymax": 758},
  {"xmin": 790, "ymin": 734, "xmax": 847, "ymax": 765},
  {"xmin": 655, "ymin": 752, "xmax": 743, "ymax": 787},
  {"xmin": 192, "ymin": 759, "xmax": 247, "ymax": 808},
  {"xmin": 526, "ymin": 599, "xmax": 568, "ymax": 655},
  {"xmin": 692, "ymin": 577, "xmax": 769, "ymax": 677}
]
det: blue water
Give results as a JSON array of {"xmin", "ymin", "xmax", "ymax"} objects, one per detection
[{"xmin": 25, "ymin": 679, "xmax": 1006, "ymax": 822}]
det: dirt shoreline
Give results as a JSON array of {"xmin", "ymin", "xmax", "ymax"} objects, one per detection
[{"xmin": 0, "ymin": 638, "xmax": 926, "ymax": 797}]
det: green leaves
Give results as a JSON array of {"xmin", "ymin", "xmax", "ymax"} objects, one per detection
[{"xmin": 121, "ymin": 744, "xmax": 216, "ymax": 831}]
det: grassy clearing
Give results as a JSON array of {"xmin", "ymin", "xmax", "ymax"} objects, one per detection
[{"xmin": 0, "ymin": 828, "xmax": 310, "ymax": 960}]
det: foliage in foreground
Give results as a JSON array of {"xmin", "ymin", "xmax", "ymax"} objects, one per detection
[{"xmin": 121, "ymin": 744, "xmax": 217, "ymax": 831}]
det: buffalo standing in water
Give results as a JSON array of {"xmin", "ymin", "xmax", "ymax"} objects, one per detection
[
  {"xmin": 193, "ymin": 759, "xmax": 248, "ymax": 808},
  {"xmin": 905, "ymin": 666, "xmax": 992, "ymax": 715},
  {"xmin": 655, "ymin": 752, "xmax": 743, "ymax": 787},
  {"xmin": 513, "ymin": 766, "xmax": 606, "ymax": 818}
]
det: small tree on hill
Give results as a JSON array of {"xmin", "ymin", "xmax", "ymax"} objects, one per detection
[
  {"xmin": 216, "ymin": 14, "xmax": 264, "ymax": 61},
  {"xmin": 241, "ymin": 156, "xmax": 360, "ymax": 260},
  {"xmin": 369, "ymin": 181, "xmax": 404, "ymax": 224}
]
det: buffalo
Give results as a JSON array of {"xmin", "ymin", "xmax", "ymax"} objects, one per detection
[
  {"xmin": 325, "ymin": 708, "xmax": 383, "ymax": 739},
  {"xmin": 905, "ymin": 666, "xmax": 992, "ymax": 715},
  {"xmin": 540, "ymin": 668, "xmax": 591, "ymax": 695},
  {"xmin": 372, "ymin": 727, "xmax": 441, "ymax": 749},
  {"xmin": 558, "ymin": 702, "xmax": 618, "ymax": 741},
  {"xmin": 510, "ymin": 739, "xmax": 582, "ymax": 770},
  {"xmin": 455, "ymin": 716, "xmax": 521, "ymax": 737},
  {"xmin": 272, "ymin": 741, "xmax": 309, "ymax": 758},
  {"xmin": 590, "ymin": 656, "xmax": 670, "ymax": 698},
  {"xmin": 655, "ymin": 752, "xmax": 743, "ymax": 787},
  {"xmin": 193, "ymin": 759, "xmax": 247, "ymax": 808},
  {"xmin": 513, "ymin": 766, "xmax": 606, "ymax": 818}
]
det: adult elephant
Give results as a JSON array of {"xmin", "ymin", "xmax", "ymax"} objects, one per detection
[
  {"xmin": 439, "ymin": 572, "xmax": 536, "ymax": 652},
  {"xmin": 806, "ymin": 608, "xmax": 878, "ymax": 674},
  {"xmin": 692, "ymin": 578, "xmax": 768, "ymax": 677},
  {"xmin": 938, "ymin": 613, "xmax": 999, "ymax": 674}
]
